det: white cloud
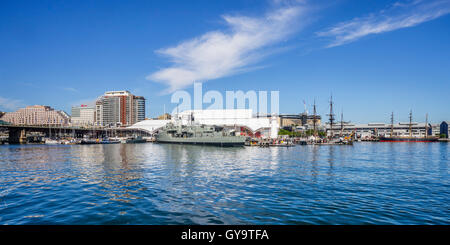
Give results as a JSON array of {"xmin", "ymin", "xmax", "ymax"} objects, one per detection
[
  {"xmin": 317, "ymin": 0, "xmax": 450, "ymax": 48},
  {"xmin": 0, "ymin": 96, "xmax": 24, "ymax": 111},
  {"xmin": 147, "ymin": 4, "xmax": 306, "ymax": 93}
]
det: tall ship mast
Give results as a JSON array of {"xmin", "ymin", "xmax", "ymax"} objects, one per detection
[
  {"xmin": 409, "ymin": 110, "xmax": 413, "ymax": 138},
  {"xmin": 338, "ymin": 110, "xmax": 350, "ymax": 137},
  {"xmin": 313, "ymin": 99, "xmax": 317, "ymax": 137},
  {"xmin": 315, "ymin": 95, "xmax": 353, "ymax": 145},
  {"xmin": 327, "ymin": 95, "xmax": 335, "ymax": 139},
  {"xmin": 390, "ymin": 111, "xmax": 394, "ymax": 137}
]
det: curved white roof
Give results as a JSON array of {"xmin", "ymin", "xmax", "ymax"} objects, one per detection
[
  {"xmin": 127, "ymin": 119, "xmax": 170, "ymax": 133},
  {"xmin": 127, "ymin": 109, "xmax": 278, "ymax": 134}
]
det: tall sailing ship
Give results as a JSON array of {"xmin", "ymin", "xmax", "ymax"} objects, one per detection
[{"xmin": 379, "ymin": 111, "xmax": 438, "ymax": 142}]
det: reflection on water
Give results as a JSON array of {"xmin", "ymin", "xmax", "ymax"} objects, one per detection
[{"xmin": 0, "ymin": 142, "xmax": 449, "ymax": 225}]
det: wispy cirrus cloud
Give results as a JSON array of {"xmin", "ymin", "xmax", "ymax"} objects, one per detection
[
  {"xmin": 147, "ymin": 2, "xmax": 308, "ymax": 93},
  {"xmin": 0, "ymin": 96, "xmax": 24, "ymax": 111},
  {"xmin": 62, "ymin": 87, "xmax": 79, "ymax": 93},
  {"xmin": 317, "ymin": 0, "xmax": 450, "ymax": 48}
]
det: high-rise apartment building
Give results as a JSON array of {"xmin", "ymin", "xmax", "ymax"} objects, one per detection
[
  {"xmin": 134, "ymin": 96, "xmax": 146, "ymax": 123},
  {"xmin": 0, "ymin": 105, "xmax": 70, "ymax": 125},
  {"xmin": 95, "ymin": 91, "xmax": 146, "ymax": 127}
]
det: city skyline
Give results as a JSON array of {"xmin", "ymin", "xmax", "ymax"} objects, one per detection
[{"xmin": 1, "ymin": 0, "xmax": 450, "ymax": 123}]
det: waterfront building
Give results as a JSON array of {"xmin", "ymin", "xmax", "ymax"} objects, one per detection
[
  {"xmin": 440, "ymin": 121, "xmax": 449, "ymax": 138},
  {"xmin": 128, "ymin": 109, "xmax": 280, "ymax": 138},
  {"xmin": 278, "ymin": 115, "xmax": 301, "ymax": 127},
  {"xmin": 278, "ymin": 113, "xmax": 321, "ymax": 128},
  {"xmin": 326, "ymin": 122, "xmax": 433, "ymax": 139},
  {"xmin": 95, "ymin": 91, "xmax": 146, "ymax": 127},
  {"xmin": 0, "ymin": 111, "xmax": 4, "ymax": 118},
  {"xmin": 0, "ymin": 105, "xmax": 70, "ymax": 126},
  {"xmin": 157, "ymin": 113, "xmax": 171, "ymax": 120},
  {"xmin": 134, "ymin": 96, "xmax": 146, "ymax": 123},
  {"xmin": 95, "ymin": 100, "xmax": 103, "ymax": 126},
  {"xmin": 431, "ymin": 124, "xmax": 441, "ymax": 136},
  {"xmin": 71, "ymin": 105, "xmax": 95, "ymax": 126}
]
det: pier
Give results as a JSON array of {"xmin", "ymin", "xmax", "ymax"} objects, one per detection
[{"xmin": 0, "ymin": 124, "xmax": 151, "ymax": 144}]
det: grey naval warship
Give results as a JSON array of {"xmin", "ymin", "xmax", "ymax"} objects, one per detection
[{"xmin": 155, "ymin": 122, "xmax": 247, "ymax": 146}]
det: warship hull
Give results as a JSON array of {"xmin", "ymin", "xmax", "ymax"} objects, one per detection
[
  {"xmin": 156, "ymin": 140, "xmax": 245, "ymax": 146},
  {"xmin": 156, "ymin": 136, "xmax": 246, "ymax": 146},
  {"xmin": 379, "ymin": 136, "xmax": 438, "ymax": 142}
]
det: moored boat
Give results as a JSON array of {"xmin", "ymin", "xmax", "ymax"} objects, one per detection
[
  {"xmin": 379, "ymin": 111, "xmax": 438, "ymax": 142},
  {"xmin": 44, "ymin": 138, "xmax": 60, "ymax": 144},
  {"xmin": 121, "ymin": 135, "xmax": 147, "ymax": 144},
  {"xmin": 80, "ymin": 137, "xmax": 120, "ymax": 144},
  {"xmin": 80, "ymin": 138, "xmax": 100, "ymax": 144},
  {"xmin": 156, "ymin": 122, "xmax": 246, "ymax": 146}
]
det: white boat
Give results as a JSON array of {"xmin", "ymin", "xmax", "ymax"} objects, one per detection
[
  {"xmin": 61, "ymin": 139, "xmax": 80, "ymax": 145},
  {"xmin": 44, "ymin": 138, "xmax": 60, "ymax": 144},
  {"xmin": 121, "ymin": 135, "xmax": 147, "ymax": 144}
]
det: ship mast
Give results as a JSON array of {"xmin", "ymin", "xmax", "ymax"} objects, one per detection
[
  {"xmin": 340, "ymin": 110, "xmax": 344, "ymax": 137},
  {"xmin": 327, "ymin": 95, "xmax": 335, "ymax": 139},
  {"xmin": 49, "ymin": 118, "xmax": 52, "ymax": 139},
  {"xmin": 313, "ymin": 99, "xmax": 317, "ymax": 137},
  {"xmin": 425, "ymin": 113, "xmax": 428, "ymax": 138},
  {"xmin": 409, "ymin": 110, "xmax": 413, "ymax": 138},
  {"xmin": 390, "ymin": 112, "xmax": 394, "ymax": 137}
]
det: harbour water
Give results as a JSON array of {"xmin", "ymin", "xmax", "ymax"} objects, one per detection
[{"xmin": 0, "ymin": 142, "xmax": 448, "ymax": 225}]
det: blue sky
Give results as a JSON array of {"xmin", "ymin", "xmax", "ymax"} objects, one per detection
[{"xmin": 0, "ymin": 0, "xmax": 449, "ymax": 123}]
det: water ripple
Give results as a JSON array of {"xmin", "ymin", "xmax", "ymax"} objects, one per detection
[{"xmin": 0, "ymin": 142, "xmax": 449, "ymax": 224}]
